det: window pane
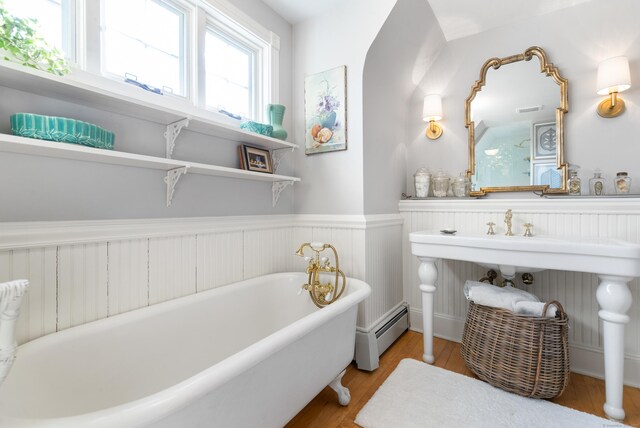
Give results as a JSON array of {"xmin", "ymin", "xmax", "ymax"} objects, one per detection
[
  {"xmin": 3, "ymin": 0, "xmax": 69, "ymax": 58},
  {"xmin": 103, "ymin": 0, "xmax": 185, "ymax": 95},
  {"xmin": 205, "ymin": 30, "xmax": 253, "ymax": 118}
]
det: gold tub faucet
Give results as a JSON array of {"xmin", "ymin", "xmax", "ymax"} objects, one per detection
[{"xmin": 294, "ymin": 242, "xmax": 347, "ymax": 308}]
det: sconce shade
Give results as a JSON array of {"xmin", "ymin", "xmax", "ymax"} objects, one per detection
[
  {"xmin": 423, "ymin": 95, "xmax": 443, "ymax": 122},
  {"xmin": 597, "ymin": 56, "xmax": 631, "ymax": 95}
]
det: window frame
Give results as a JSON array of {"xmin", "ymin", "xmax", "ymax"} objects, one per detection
[
  {"xmin": 203, "ymin": 19, "xmax": 260, "ymax": 120},
  {"xmin": 2, "ymin": 0, "xmax": 78, "ymax": 64},
  {"xmin": 73, "ymin": 0, "xmax": 279, "ymax": 126},
  {"xmin": 197, "ymin": 0, "xmax": 278, "ymax": 122},
  {"xmin": 98, "ymin": 0, "xmax": 192, "ymax": 97}
]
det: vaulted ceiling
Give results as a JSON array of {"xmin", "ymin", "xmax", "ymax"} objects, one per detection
[{"xmin": 261, "ymin": 0, "xmax": 596, "ymax": 40}]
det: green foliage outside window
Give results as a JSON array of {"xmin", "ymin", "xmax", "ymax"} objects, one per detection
[{"xmin": 0, "ymin": 0, "xmax": 69, "ymax": 75}]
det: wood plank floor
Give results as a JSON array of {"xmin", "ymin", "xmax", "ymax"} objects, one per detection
[{"xmin": 286, "ymin": 331, "xmax": 640, "ymax": 427}]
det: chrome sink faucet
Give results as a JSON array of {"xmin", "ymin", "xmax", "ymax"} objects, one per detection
[{"xmin": 504, "ymin": 209, "xmax": 514, "ymax": 236}]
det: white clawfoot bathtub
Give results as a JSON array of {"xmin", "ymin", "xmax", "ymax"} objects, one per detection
[{"xmin": 0, "ymin": 272, "xmax": 371, "ymax": 427}]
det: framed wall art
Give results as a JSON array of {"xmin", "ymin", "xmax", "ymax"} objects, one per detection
[
  {"xmin": 532, "ymin": 161, "xmax": 561, "ymax": 188},
  {"xmin": 238, "ymin": 145, "xmax": 273, "ymax": 174},
  {"xmin": 304, "ymin": 65, "xmax": 347, "ymax": 155},
  {"xmin": 532, "ymin": 121, "xmax": 556, "ymax": 159}
]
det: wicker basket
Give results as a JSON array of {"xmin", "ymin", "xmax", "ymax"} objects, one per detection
[{"xmin": 461, "ymin": 300, "xmax": 570, "ymax": 399}]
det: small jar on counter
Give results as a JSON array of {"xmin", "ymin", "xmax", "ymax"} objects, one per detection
[
  {"xmin": 567, "ymin": 169, "xmax": 581, "ymax": 196},
  {"xmin": 589, "ymin": 170, "xmax": 606, "ymax": 196},
  {"xmin": 432, "ymin": 170, "xmax": 450, "ymax": 197},
  {"xmin": 615, "ymin": 172, "xmax": 631, "ymax": 194},
  {"xmin": 451, "ymin": 174, "xmax": 470, "ymax": 197},
  {"xmin": 414, "ymin": 168, "xmax": 431, "ymax": 198}
]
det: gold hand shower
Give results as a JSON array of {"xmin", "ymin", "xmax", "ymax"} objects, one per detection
[{"xmin": 294, "ymin": 242, "xmax": 347, "ymax": 308}]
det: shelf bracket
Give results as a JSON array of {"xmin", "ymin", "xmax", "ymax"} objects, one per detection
[
  {"xmin": 271, "ymin": 147, "xmax": 295, "ymax": 174},
  {"xmin": 164, "ymin": 166, "xmax": 189, "ymax": 207},
  {"xmin": 165, "ymin": 118, "xmax": 190, "ymax": 159},
  {"xmin": 272, "ymin": 180, "xmax": 294, "ymax": 207}
]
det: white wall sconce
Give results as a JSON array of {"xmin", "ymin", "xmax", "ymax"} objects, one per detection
[
  {"xmin": 423, "ymin": 94, "xmax": 443, "ymax": 139},
  {"xmin": 597, "ymin": 56, "xmax": 631, "ymax": 118}
]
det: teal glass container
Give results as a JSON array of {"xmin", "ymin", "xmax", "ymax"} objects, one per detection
[
  {"xmin": 10, "ymin": 113, "xmax": 115, "ymax": 149},
  {"xmin": 239, "ymin": 121, "xmax": 273, "ymax": 137},
  {"xmin": 266, "ymin": 104, "xmax": 287, "ymax": 140}
]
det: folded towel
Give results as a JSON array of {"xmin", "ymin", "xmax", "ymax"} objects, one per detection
[
  {"xmin": 463, "ymin": 280, "xmax": 560, "ymax": 318},
  {"xmin": 513, "ymin": 301, "xmax": 558, "ymax": 318},
  {"xmin": 463, "ymin": 280, "xmax": 539, "ymax": 311}
]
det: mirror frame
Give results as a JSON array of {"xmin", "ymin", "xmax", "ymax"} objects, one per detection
[{"xmin": 465, "ymin": 46, "xmax": 569, "ymax": 196}]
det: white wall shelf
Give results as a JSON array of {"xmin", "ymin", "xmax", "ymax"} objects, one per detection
[
  {"xmin": 0, "ymin": 133, "xmax": 300, "ymax": 207},
  {"xmin": 0, "ymin": 62, "xmax": 301, "ymax": 207},
  {"xmin": 0, "ymin": 61, "xmax": 299, "ymax": 152}
]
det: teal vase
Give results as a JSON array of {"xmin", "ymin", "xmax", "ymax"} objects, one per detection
[{"xmin": 266, "ymin": 104, "xmax": 287, "ymax": 140}]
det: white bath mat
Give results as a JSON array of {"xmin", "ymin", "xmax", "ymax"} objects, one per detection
[{"xmin": 355, "ymin": 358, "xmax": 628, "ymax": 428}]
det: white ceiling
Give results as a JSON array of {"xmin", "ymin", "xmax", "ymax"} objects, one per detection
[
  {"xmin": 262, "ymin": 0, "xmax": 595, "ymax": 39},
  {"xmin": 260, "ymin": 0, "xmax": 344, "ymax": 24},
  {"xmin": 427, "ymin": 0, "xmax": 596, "ymax": 41}
]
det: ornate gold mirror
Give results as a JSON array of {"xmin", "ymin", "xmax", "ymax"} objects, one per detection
[{"xmin": 465, "ymin": 46, "xmax": 568, "ymax": 196}]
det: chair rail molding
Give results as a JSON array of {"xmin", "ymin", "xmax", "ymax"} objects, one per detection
[{"xmin": 0, "ymin": 214, "xmax": 404, "ymax": 250}]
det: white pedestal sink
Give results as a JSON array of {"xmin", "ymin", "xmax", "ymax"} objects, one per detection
[{"xmin": 409, "ymin": 230, "xmax": 640, "ymax": 421}]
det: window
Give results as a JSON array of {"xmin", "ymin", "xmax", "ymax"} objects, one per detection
[
  {"xmin": 2, "ymin": 0, "xmax": 76, "ymax": 61},
  {"xmin": 200, "ymin": 2, "xmax": 275, "ymax": 121},
  {"xmin": 204, "ymin": 28, "xmax": 255, "ymax": 119},
  {"xmin": 102, "ymin": 0, "xmax": 187, "ymax": 96},
  {"xmin": 6, "ymin": 0, "xmax": 280, "ymax": 124}
]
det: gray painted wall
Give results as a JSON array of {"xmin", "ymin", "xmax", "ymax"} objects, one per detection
[
  {"xmin": 291, "ymin": 0, "xmax": 397, "ymax": 215},
  {"xmin": 0, "ymin": 0, "xmax": 293, "ymax": 221},
  {"xmin": 362, "ymin": 0, "xmax": 445, "ymax": 214},
  {"xmin": 405, "ymin": 0, "xmax": 640, "ymax": 197}
]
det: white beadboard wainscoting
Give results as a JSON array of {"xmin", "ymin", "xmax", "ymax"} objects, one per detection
[
  {"xmin": 400, "ymin": 198, "xmax": 640, "ymax": 386},
  {"xmin": 0, "ymin": 214, "xmax": 403, "ymax": 346}
]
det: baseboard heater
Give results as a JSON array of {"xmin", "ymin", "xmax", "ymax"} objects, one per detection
[{"xmin": 354, "ymin": 303, "xmax": 409, "ymax": 371}]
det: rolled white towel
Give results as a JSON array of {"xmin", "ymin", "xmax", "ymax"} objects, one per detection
[
  {"xmin": 463, "ymin": 280, "xmax": 540, "ymax": 311},
  {"xmin": 513, "ymin": 301, "xmax": 558, "ymax": 318}
]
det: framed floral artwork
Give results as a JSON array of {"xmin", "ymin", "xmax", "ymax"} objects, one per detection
[{"xmin": 304, "ymin": 65, "xmax": 347, "ymax": 155}]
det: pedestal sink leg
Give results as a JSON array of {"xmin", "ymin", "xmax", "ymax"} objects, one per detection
[
  {"xmin": 596, "ymin": 275, "xmax": 633, "ymax": 421},
  {"xmin": 418, "ymin": 257, "xmax": 438, "ymax": 364}
]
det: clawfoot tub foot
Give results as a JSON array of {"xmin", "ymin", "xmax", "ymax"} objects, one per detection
[{"xmin": 329, "ymin": 369, "xmax": 350, "ymax": 406}]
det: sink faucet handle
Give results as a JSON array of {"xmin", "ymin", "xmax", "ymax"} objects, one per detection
[
  {"xmin": 523, "ymin": 223, "xmax": 533, "ymax": 237},
  {"xmin": 486, "ymin": 222, "xmax": 496, "ymax": 235}
]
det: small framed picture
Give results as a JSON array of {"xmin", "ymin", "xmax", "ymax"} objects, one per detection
[
  {"xmin": 239, "ymin": 145, "xmax": 272, "ymax": 174},
  {"xmin": 532, "ymin": 161, "xmax": 562, "ymax": 188},
  {"xmin": 532, "ymin": 121, "xmax": 557, "ymax": 159}
]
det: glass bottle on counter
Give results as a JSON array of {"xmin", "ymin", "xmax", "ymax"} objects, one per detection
[
  {"xmin": 414, "ymin": 168, "xmax": 431, "ymax": 198},
  {"xmin": 567, "ymin": 169, "xmax": 581, "ymax": 196},
  {"xmin": 452, "ymin": 173, "xmax": 470, "ymax": 197},
  {"xmin": 432, "ymin": 170, "xmax": 450, "ymax": 197},
  {"xmin": 589, "ymin": 170, "xmax": 606, "ymax": 196},
  {"xmin": 615, "ymin": 172, "xmax": 631, "ymax": 194}
]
